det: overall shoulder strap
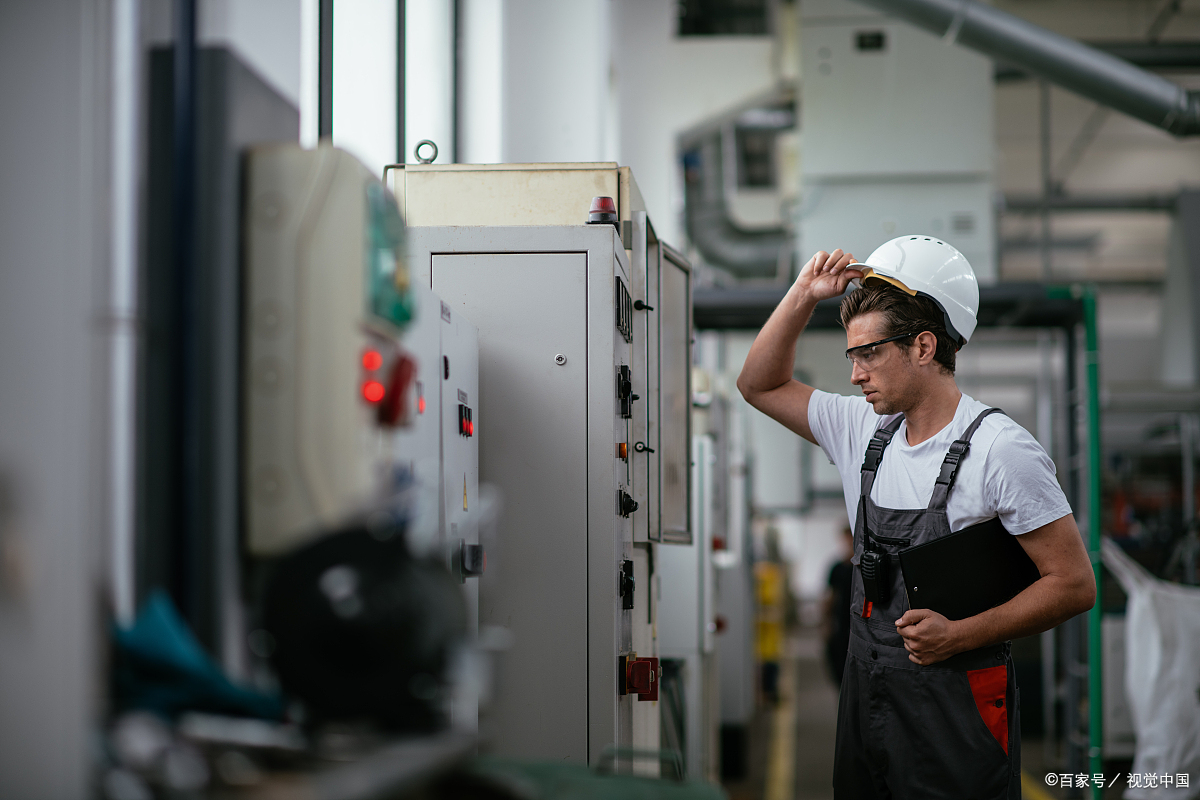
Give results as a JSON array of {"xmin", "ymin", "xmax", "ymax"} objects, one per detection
[
  {"xmin": 860, "ymin": 415, "xmax": 904, "ymax": 499},
  {"xmin": 927, "ymin": 407, "xmax": 1006, "ymax": 511}
]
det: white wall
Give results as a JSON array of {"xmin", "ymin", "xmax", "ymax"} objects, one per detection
[
  {"xmin": 459, "ymin": 0, "xmax": 504, "ymax": 164},
  {"xmin": 613, "ymin": 0, "xmax": 776, "ymax": 248},
  {"xmin": 501, "ymin": 0, "xmax": 613, "ymax": 164}
]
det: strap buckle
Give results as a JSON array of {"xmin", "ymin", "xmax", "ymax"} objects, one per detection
[
  {"xmin": 935, "ymin": 440, "xmax": 970, "ymax": 486},
  {"xmin": 861, "ymin": 427, "xmax": 898, "ymax": 472},
  {"xmin": 861, "ymin": 439, "xmax": 886, "ymax": 473}
]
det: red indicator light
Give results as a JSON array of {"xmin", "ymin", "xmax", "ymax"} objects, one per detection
[
  {"xmin": 418, "ymin": 395, "xmax": 426, "ymax": 414},
  {"xmin": 587, "ymin": 196, "xmax": 619, "ymax": 226},
  {"xmin": 468, "ymin": 421, "xmax": 474, "ymax": 435},
  {"xmin": 362, "ymin": 381, "xmax": 386, "ymax": 403},
  {"xmin": 362, "ymin": 350, "xmax": 383, "ymax": 371}
]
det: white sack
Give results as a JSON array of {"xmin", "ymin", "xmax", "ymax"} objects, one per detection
[{"xmin": 1102, "ymin": 538, "xmax": 1200, "ymax": 800}]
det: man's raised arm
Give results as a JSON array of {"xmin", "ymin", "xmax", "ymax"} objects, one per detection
[{"xmin": 736, "ymin": 248, "xmax": 861, "ymax": 444}]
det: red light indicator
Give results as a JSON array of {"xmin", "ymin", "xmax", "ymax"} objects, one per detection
[
  {"xmin": 468, "ymin": 421, "xmax": 474, "ymax": 435},
  {"xmin": 362, "ymin": 350, "xmax": 383, "ymax": 371},
  {"xmin": 418, "ymin": 395, "xmax": 426, "ymax": 414},
  {"xmin": 362, "ymin": 381, "xmax": 386, "ymax": 403},
  {"xmin": 590, "ymin": 196, "xmax": 616, "ymax": 214}
]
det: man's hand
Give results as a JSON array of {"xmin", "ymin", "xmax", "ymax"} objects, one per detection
[
  {"xmin": 896, "ymin": 609, "xmax": 963, "ymax": 665},
  {"xmin": 794, "ymin": 248, "xmax": 863, "ymax": 304},
  {"xmin": 736, "ymin": 247, "xmax": 861, "ymax": 443}
]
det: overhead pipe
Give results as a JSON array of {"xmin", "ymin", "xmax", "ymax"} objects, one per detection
[
  {"xmin": 850, "ymin": 0, "xmax": 1200, "ymax": 136},
  {"xmin": 995, "ymin": 41, "xmax": 1200, "ymax": 81}
]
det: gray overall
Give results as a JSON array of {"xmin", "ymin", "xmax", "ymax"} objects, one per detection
[{"xmin": 833, "ymin": 409, "xmax": 1021, "ymax": 800}]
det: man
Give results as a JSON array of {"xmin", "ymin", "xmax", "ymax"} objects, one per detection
[{"xmin": 737, "ymin": 238, "xmax": 1095, "ymax": 799}]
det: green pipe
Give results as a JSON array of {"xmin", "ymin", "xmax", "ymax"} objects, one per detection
[{"xmin": 1083, "ymin": 285, "xmax": 1104, "ymax": 798}]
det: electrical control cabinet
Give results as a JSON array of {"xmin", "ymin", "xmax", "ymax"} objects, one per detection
[
  {"xmin": 243, "ymin": 144, "xmax": 414, "ymax": 556},
  {"xmin": 390, "ymin": 286, "xmax": 443, "ymax": 557},
  {"xmin": 388, "ymin": 282, "xmax": 482, "ymax": 734},
  {"xmin": 407, "ymin": 224, "xmax": 683, "ymax": 766},
  {"xmin": 390, "ymin": 162, "xmax": 691, "ymax": 546},
  {"xmin": 391, "ymin": 283, "xmax": 481, "ymax": 598},
  {"xmin": 657, "ymin": 435, "xmax": 719, "ymax": 780},
  {"xmin": 440, "ymin": 299, "xmax": 481, "ymax": 630}
]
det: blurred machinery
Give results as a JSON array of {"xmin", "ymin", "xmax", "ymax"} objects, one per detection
[
  {"xmin": 242, "ymin": 143, "xmax": 482, "ymax": 732},
  {"xmin": 243, "ymin": 144, "xmax": 414, "ymax": 556},
  {"xmin": 394, "ymin": 163, "xmax": 693, "ymax": 768}
]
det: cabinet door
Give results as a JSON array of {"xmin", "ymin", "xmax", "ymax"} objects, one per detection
[
  {"xmin": 659, "ymin": 248, "xmax": 692, "ymax": 545},
  {"xmin": 432, "ymin": 252, "xmax": 589, "ymax": 763}
]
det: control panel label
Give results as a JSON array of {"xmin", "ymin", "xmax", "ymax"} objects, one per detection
[{"xmin": 458, "ymin": 389, "xmax": 468, "ymax": 403}]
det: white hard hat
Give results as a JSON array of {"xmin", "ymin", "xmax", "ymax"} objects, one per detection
[{"xmin": 852, "ymin": 235, "xmax": 979, "ymax": 345}]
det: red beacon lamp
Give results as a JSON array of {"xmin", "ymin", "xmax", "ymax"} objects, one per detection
[{"xmin": 587, "ymin": 196, "xmax": 618, "ymax": 228}]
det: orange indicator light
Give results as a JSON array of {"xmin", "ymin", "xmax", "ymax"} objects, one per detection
[
  {"xmin": 362, "ymin": 380, "xmax": 386, "ymax": 403},
  {"xmin": 362, "ymin": 350, "xmax": 383, "ymax": 371}
]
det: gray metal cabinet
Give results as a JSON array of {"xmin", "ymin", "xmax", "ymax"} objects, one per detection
[{"xmin": 409, "ymin": 226, "xmax": 645, "ymax": 764}]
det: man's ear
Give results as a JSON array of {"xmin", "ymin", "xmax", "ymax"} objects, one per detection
[{"xmin": 916, "ymin": 331, "xmax": 938, "ymax": 366}]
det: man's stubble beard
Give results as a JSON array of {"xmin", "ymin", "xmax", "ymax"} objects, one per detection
[{"xmin": 868, "ymin": 377, "xmax": 921, "ymax": 417}]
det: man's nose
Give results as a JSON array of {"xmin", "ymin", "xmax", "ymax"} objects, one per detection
[{"xmin": 850, "ymin": 361, "xmax": 867, "ymax": 384}]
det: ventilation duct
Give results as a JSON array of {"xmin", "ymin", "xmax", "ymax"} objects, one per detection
[
  {"xmin": 851, "ymin": 0, "xmax": 1200, "ymax": 136},
  {"xmin": 681, "ymin": 129, "xmax": 791, "ymax": 280}
]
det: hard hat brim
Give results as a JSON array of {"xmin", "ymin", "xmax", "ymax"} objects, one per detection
[{"xmin": 859, "ymin": 268, "xmax": 917, "ymax": 297}]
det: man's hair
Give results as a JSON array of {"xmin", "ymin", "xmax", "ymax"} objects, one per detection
[{"xmin": 839, "ymin": 282, "xmax": 958, "ymax": 374}]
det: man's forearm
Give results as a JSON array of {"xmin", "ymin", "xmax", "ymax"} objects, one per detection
[
  {"xmin": 950, "ymin": 571, "xmax": 1095, "ymax": 652},
  {"xmin": 737, "ymin": 285, "xmax": 818, "ymax": 397}
]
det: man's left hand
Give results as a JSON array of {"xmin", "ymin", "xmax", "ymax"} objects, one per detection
[{"xmin": 896, "ymin": 609, "xmax": 962, "ymax": 665}]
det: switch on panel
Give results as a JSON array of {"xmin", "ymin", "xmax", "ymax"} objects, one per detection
[
  {"xmin": 618, "ymin": 490, "xmax": 638, "ymax": 518},
  {"xmin": 617, "ymin": 654, "xmax": 659, "ymax": 701},
  {"xmin": 616, "ymin": 365, "xmax": 634, "ymax": 419},
  {"xmin": 461, "ymin": 542, "xmax": 485, "ymax": 578},
  {"xmin": 619, "ymin": 559, "xmax": 635, "ymax": 610}
]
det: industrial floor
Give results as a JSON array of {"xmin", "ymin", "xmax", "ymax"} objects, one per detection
[{"xmin": 722, "ymin": 628, "xmax": 839, "ymax": 800}]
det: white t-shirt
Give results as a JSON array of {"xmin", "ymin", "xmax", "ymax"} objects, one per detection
[{"xmin": 808, "ymin": 390, "xmax": 1072, "ymax": 536}]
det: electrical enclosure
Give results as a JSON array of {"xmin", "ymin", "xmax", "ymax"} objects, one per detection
[
  {"xmin": 408, "ymin": 223, "xmax": 690, "ymax": 766},
  {"xmin": 243, "ymin": 144, "xmax": 413, "ymax": 556}
]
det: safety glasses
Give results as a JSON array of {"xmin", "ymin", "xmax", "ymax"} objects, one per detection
[{"xmin": 844, "ymin": 333, "xmax": 917, "ymax": 369}]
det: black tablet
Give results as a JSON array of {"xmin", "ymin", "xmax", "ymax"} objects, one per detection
[{"xmin": 899, "ymin": 518, "xmax": 1041, "ymax": 621}]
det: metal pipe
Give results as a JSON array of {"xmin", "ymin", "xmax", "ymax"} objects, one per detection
[
  {"xmin": 1039, "ymin": 80, "xmax": 1052, "ymax": 280},
  {"xmin": 173, "ymin": 0, "xmax": 199, "ymax": 623},
  {"xmin": 995, "ymin": 40, "xmax": 1200, "ymax": 81},
  {"xmin": 850, "ymin": 0, "xmax": 1200, "ymax": 136},
  {"xmin": 109, "ymin": 0, "xmax": 141, "ymax": 626}
]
